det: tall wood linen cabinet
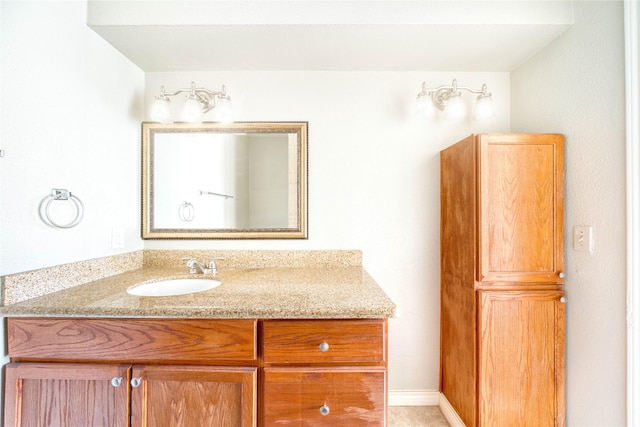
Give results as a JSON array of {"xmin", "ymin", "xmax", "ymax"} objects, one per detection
[{"xmin": 440, "ymin": 133, "xmax": 565, "ymax": 427}]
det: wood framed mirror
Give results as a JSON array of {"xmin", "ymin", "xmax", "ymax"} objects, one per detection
[{"xmin": 142, "ymin": 122, "xmax": 308, "ymax": 239}]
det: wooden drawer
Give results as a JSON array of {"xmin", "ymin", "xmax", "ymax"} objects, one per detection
[
  {"xmin": 7, "ymin": 318, "xmax": 257, "ymax": 363},
  {"xmin": 263, "ymin": 367, "xmax": 387, "ymax": 426},
  {"xmin": 261, "ymin": 319, "xmax": 386, "ymax": 365}
]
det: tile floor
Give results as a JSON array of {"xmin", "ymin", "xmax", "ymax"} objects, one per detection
[{"xmin": 388, "ymin": 406, "xmax": 450, "ymax": 426}]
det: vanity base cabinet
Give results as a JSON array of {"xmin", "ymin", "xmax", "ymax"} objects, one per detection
[{"xmin": 4, "ymin": 317, "xmax": 388, "ymax": 427}]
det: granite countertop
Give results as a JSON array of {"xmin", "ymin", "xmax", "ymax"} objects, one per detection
[{"xmin": 1, "ymin": 266, "xmax": 397, "ymax": 319}]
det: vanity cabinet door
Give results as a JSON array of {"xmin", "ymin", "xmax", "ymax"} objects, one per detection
[
  {"xmin": 263, "ymin": 367, "xmax": 387, "ymax": 426},
  {"xmin": 130, "ymin": 365, "xmax": 257, "ymax": 427},
  {"xmin": 4, "ymin": 362, "xmax": 130, "ymax": 427}
]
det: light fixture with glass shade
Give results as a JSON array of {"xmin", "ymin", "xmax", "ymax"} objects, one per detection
[
  {"xmin": 415, "ymin": 79, "xmax": 494, "ymax": 122},
  {"xmin": 150, "ymin": 81, "xmax": 233, "ymax": 124}
]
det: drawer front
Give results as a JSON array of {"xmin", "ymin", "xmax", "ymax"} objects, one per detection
[
  {"xmin": 262, "ymin": 319, "xmax": 386, "ymax": 364},
  {"xmin": 263, "ymin": 367, "xmax": 387, "ymax": 426},
  {"xmin": 7, "ymin": 318, "xmax": 257, "ymax": 363}
]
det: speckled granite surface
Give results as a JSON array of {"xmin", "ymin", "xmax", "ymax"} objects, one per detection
[
  {"xmin": 144, "ymin": 250, "xmax": 362, "ymax": 269},
  {"xmin": 1, "ymin": 250, "xmax": 396, "ymax": 319},
  {"xmin": 1, "ymin": 267, "xmax": 396, "ymax": 319},
  {"xmin": 2, "ymin": 251, "xmax": 143, "ymax": 305}
]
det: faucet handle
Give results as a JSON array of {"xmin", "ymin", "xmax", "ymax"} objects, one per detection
[
  {"xmin": 181, "ymin": 257, "xmax": 198, "ymax": 273},
  {"xmin": 207, "ymin": 257, "xmax": 225, "ymax": 271}
]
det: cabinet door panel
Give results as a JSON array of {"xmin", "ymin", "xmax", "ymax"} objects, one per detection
[
  {"xmin": 130, "ymin": 365, "xmax": 256, "ymax": 427},
  {"xmin": 478, "ymin": 134, "xmax": 564, "ymax": 283},
  {"xmin": 4, "ymin": 363, "xmax": 130, "ymax": 427},
  {"xmin": 478, "ymin": 291, "xmax": 565, "ymax": 427},
  {"xmin": 263, "ymin": 367, "xmax": 386, "ymax": 426}
]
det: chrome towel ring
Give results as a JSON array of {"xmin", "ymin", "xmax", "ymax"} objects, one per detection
[
  {"xmin": 39, "ymin": 189, "xmax": 84, "ymax": 229},
  {"xmin": 178, "ymin": 201, "xmax": 194, "ymax": 222}
]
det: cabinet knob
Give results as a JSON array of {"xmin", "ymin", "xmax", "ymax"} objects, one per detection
[
  {"xmin": 130, "ymin": 377, "xmax": 142, "ymax": 388},
  {"xmin": 111, "ymin": 377, "xmax": 122, "ymax": 387},
  {"xmin": 560, "ymin": 296, "xmax": 567, "ymax": 304},
  {"xmin": 319, "ymin": 404, "xmax": 330, "ymax": 416},
  {"xmin": 559, "ymin": 272, "xmax": 566, "ymax": 279},
  {"xmin": 319, "ymin": 342, "xmax": 330, "ymax": 352}
]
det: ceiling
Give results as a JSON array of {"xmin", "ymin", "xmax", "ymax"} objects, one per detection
[{"xmin": 87, "ymin": 1, "xmax": 573, "ymax": 72}]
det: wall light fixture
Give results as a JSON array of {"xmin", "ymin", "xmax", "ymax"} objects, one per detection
[
  {"xmin": 150, "ymin": 81, "xmax": 233, "ymax": 124},
  {"xmin": 415, "ymin": 79, "xmax": 494, "ymax": 121}
]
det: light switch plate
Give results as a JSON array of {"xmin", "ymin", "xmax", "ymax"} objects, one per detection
[
  {"xmin": 111, "ymin": 227, "xmax": 125, "ymax": 249},
  {"xmin": 573, "ymin": 225, "xmax": 593, "ymax": 252}
]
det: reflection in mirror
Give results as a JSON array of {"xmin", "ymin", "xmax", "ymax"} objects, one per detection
[{"xmin": 142, "ymin": 122, "xmax": 307, "ymax": 239}]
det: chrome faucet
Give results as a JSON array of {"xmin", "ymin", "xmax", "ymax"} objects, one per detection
[{"xmin": 182, "ymin": 257, "xmax": 224, "ymax": 276}]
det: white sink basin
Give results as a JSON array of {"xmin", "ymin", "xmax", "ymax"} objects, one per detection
[{"xmin": 127, "ymin": 278, "xmax": 221, "ymax": 297}]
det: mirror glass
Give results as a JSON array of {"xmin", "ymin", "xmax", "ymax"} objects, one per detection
[{"xmin": 142, "ymin": 122, "xmax": 308, "ymax": 239}]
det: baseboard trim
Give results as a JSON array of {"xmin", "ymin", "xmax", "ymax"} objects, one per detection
[
  {"xmin": 388, "ymin": 390, "xmax": 466, "ymax": 427},
  {"xmin": 438, "ymin": 393, "xmax": 466, "ymax": 427},
  {"xmin": 388, "ymin": 389, "xmax": 440, "ymax": 406}
]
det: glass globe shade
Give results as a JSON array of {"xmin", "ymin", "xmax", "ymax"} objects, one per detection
[
  {"xmin": 415, "ymin": 93, "xmax": 436, "ymax": 118},
  {"xmin": 150, "ymin": 97, "xmax": 172, "ymax": 123},
  {"xmin": 181, "ymin": 97, "xmax": 204, "ymax": 123},
  {"xmin": 443, "ymin": 93, "xmax": 466, "ymax": 121},
  {"xmin": 473, "ymin": 94, "xmax": 495, "ymax": 121},
  {"xmin": 213, "ymin": 97, "xmax": 234, "ymax": 123}
]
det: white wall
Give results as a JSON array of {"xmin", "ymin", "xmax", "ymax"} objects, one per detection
[
  {"xmin": 0, "ymin": 1, "xmax": 144, "ymax": 276},
  {"xmin": 0, "ymin": 2, "xmax": 144, "ymax": 421},
  {"xmin": 145, "ymin": 71, "xmax": 511, "ymax": 392},
  {"xmin": 511, "ymin": 2, "xmax": 626, "ymax": 425}
]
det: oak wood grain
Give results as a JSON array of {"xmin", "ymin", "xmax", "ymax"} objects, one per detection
[
  {"xmin": 131, "ymin": 365, "xmax": 257, "ymax": 427},
  {"xmin": 261, "ymin": 319, "xmax": 386, "ymax": 365},
  {"xmin": 4, "ymin": 362, "xmax": 130, "ymax": 427},
  {"xmin": 7, "ymin": 318, "xmax": 257, "ymax": 364},
  {"xmin": 440, "ymin": 134, "xmax": 565, "ymax": 427},
  {"xmin": 263, "ymin": 367, "xmax": 386, "ymax": 426},
  {"xmin": 440, "ymin": 135, "xmax": 478, "ymax": 427},
  {"xmin": 478, "ymin": 133, "xmax": 564, "ymax": 284},
  {"xmin": 478, "ymin": 291, "xmax": 565, "ymax": 427}
]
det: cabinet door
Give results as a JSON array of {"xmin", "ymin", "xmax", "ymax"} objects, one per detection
[
  {"xmin": 478, "ymin": 290, "xmax": 565, "ymax": 427},
  {"xmin": 263, "ymin": 367, "xmax": 387, "ymax": 426},
  {"xmin": 4, "ymin": 362, "xmax": 130, "ymax": 427},
  {"xmin": 478, "ymin": 134, "xmax": 564, "ymax": 284},
  {"xmin": 130, "ymin": 365, "xmax": 257, "ymax": 427}
]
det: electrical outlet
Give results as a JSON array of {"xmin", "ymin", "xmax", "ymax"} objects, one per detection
[
  {"xmin": 573, "ymin": 225, "xmax": 593, "ymax": 252},
  {"xmin": 111, "ymin": 227, "xmax": 125, "ymax": 249}
]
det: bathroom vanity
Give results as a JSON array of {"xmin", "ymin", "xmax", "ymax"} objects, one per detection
[{"xmin": 1, "ymin": 252, "xmax": 396, "ymax": 427}]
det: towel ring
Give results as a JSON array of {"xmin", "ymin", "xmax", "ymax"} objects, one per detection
[
  {"xmin": 39, "ymin": 189, "xmax": 84, "ymax": 229},
  {"xmin": 178, "ymin": 201, "xmax": 195, "ymax": 222}
]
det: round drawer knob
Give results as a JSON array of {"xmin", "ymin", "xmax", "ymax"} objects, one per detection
[
  {"xmin": 559, "ymin": 272, "xmax": 566, "ymax": 279},
  {"xmin": 111, "ymin": 377, "xmax": 122, "ymax": 388},
  {"xmin": 560, "ymin": 296, "xmax": 567, "ymax": 304},
  {"xmin": 131, "ymin": 377, "xmax": 142, "ymax": 388},
  {"xmin": 319, "ymin": 404, "xmax": 330, "ymax": 416},
  {"xmin": 319, "ymin": 342, "xmax": 330, "ymax": 352}
]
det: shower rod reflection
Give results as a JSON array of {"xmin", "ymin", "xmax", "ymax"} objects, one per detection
[{"xmin": 199, "ymin": 190, "xmax": 234, "ymax": 199}]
